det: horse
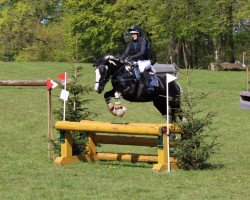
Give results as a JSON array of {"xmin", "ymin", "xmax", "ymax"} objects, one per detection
[{"xmin": 94, "ymin": 55, "xmax": 183, "ymax": 122}]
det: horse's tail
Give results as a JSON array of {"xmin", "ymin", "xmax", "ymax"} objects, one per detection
[{"xmin": 176, "ymin": 81, "xmax": 183, "ymax": 95}]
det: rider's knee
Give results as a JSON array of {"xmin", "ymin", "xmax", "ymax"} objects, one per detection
[{"xmin": 138, "ymin": 60, "xmax": 151, "ymax": 73}]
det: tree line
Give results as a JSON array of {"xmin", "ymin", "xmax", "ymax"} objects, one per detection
[{"xmin": 0, "ymin": 0, "xmax": 249, "ymax": 68}]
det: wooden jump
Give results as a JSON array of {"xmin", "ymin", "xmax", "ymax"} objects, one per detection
[{"xmin": 54, "ymin": 120, "xmax": 182, "ymax": 172}]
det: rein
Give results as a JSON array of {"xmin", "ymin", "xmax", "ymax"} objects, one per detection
[{"xmin": 97, "ymin": 61, "xmax": 129, "ymax": 84}]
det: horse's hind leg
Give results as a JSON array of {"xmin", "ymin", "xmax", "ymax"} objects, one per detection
[
  {"xmin": 169, "ymin": 97, "xmax": 183, "ymax": 122},
  {"xmin": 153, "ymin": 95, "xmax": 184, "ymax": 122},
  {"xmin": 153, "ymin": 97, "xmax": 167, "ymax": 115},
  {"xmin": 153, "ymin": 97, "xmax": 178, "ymax": 120}
]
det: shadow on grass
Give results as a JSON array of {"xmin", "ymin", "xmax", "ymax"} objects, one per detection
[
  {"xmin": 180, "ymin": 163, "xmax": 225, "ymax": 171},
  {"xmin": 199, "ymin": 163, "xmax": 224, "ymax": 170},
  {"xmin": 97, "ymin": 160, "xmax": 154, "ymax": 169},
  {"xmin": 98, "ymin": 161, "xmax": 225, "ymax": 171}
]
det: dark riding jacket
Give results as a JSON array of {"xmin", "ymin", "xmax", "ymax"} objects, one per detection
[{"xmin": 121, "ymin": 36, "xmax": 150, "ymax": 61}]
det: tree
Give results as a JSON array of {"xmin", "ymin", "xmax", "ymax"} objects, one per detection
[
  {"xmin": 61, "ymin": 0, "xmax": 152, "ymax": 59},
  {"xmin": 0, "ymin": 0, "xmax": 64, "ymax": 61},
  {"xmin": 147, "ymin": 0, "xmax": 215, "ymax": 67},
  {"xmin": 60, "ymin": 0, "xmax": 112, "ymax": 59},
  {"xmin": 0, "ymin": 0, "xmax": 248, "ymax": 65}
]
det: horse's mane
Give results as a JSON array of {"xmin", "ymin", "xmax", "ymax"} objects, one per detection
[
  {"xmin": 95, "ymin": 54, "xmax": 121, "ymax": 66},
  {"xmin": 104, "ymin": 55, "xmax": 119, "ymax": 61}
]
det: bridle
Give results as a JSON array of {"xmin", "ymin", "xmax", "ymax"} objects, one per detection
[
  {"xmin": 95, "ymin": 64, "xmax": 109, "ymax": 86},
  {"xmin": 95, "ymin": 59, "xmax": 127, "ymax": 85}
]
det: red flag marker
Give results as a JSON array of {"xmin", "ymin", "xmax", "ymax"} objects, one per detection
[
  {"xmin": 46, "ymin": 79, "xmax": 53, "ymax": 90},
  {"xmin": 46, "ymin": 79, "xmax": 58, "ymax": 90},
  {"xmin": 58, "ymin": 73, "xmax": 66, "ymax": 81}
]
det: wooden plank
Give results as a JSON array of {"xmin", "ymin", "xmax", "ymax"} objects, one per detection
[
  {"xmin": 0, "ymin": 80, "xmax": 47, "ymax": 86},
  {"xmin": 55, "ymin": 121, "xmax": 165, "ymax": 136},
  {"xmin": 0, "ymin": 80, "xmax": 63, "ymax": 86},
  {"xmin": 78, "ymin": 120, "xmax": 182, "ymax": 134},
  {"xmin": 95, "ymin": 134, "xmax": 157, "ymax": 147}
]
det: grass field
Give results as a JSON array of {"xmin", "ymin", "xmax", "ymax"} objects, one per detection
[{"xmin": 0, "ymin": 62, "xmax": 249, "ymax": 199}]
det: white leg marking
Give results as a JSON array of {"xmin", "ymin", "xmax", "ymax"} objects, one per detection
[
  {"xmin": 95, "ymin": 68, "xmax": 101, "ymax": 91},
  {"xmin": 114, "ymin": 92, "xmax": 121, "ymax": 99}
]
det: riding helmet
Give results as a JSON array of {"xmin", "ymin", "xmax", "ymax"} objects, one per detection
[{"xmin": 128, "ymin": 25, "xmax": 142, "ymax": 35}]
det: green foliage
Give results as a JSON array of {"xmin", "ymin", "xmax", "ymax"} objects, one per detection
[
  {"xmin": 147, "ymin": 0, "xmax": 241, "ymax": 66},
  {"xmin": 61, "ymin": 0, "xmax": 113, "ymax": 58},
  {"xmin": 15, "ymin": 24, "xmax": 71, "ymax": 62},
  {"xmin": 172, "ymin": 73, "xmax": 218, "ymax": 169},
  {"xmin": 0, "ymin": 0, "xmax": 249, "ymax": 66},
  {"xmin": 0, "ymin": 0, "xmax": 62, "ymax": 61}
]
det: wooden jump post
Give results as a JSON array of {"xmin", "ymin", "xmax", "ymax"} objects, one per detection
[{"xmin": 54, "ymin": 120, "xmax": 182, "ymax": 172}]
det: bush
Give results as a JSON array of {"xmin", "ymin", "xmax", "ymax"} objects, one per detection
[{"xmin": 171, "ymin": 73, "xmax": 218, "ymax": 170}]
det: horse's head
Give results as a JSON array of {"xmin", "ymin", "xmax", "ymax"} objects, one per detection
[{"xmin": 94, "ymin": 55, "xmax": 121, "ymax": 93}]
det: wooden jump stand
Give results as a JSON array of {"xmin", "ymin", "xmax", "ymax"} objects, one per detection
[{"xmin": 54, "ymin": 120, "xmax": 182, "ymax": 172}]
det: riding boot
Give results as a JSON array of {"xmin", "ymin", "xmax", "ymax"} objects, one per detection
[{"xmin": 142, "ymin": 71, "xmax": 154, "ymax": 93}]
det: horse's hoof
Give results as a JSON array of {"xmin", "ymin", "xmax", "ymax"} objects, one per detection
[
  {"xmin": 169, "ymin": 133, "xmax": 176, "ymax": 139},
  {"xmin": 107, "ymin": 103, "xmax": 114, "ymax": 111},
  {"xmin": 113, "ymin": 106, "xmax": 127, "ymax": 117}
]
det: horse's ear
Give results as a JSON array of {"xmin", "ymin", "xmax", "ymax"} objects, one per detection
[
  {"xmin": 108, "ymin": 60, "xmax": 116, "ymax": 66},
  {"xmin": 94, "ymin": 57, "xmax": 103, "ymax": 67},
  {"xmin": 93, "ymin": 57, "xmax": 97, "ymax": 68}
]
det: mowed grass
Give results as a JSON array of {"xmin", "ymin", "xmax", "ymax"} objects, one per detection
[{"xmin": 0, "ymin": 62, "xmax": 249, "ymax": 200}]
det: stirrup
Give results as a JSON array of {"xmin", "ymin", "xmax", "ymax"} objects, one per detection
[{"xmin": 146, "ymin": 85, "xmax": 154, "ymax": 94}]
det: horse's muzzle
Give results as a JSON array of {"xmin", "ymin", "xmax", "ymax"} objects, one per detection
[
  {"xmin": 95, "ymin": 82, "xmax": 103, "ymax": 93},
  {"xmin": 96, "ymin": 89, "xmax": 102, "ymax": 94},
  {"xmin": 95, "ymin": 87, "xmax": 103, "ymax": 94}
]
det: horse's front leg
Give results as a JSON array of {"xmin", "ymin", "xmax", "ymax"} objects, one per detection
[
  {"xmin": 104, "ymin": 89, "xmax": 126, "ymax": 117},
  {"xmin": 104, "ymin": 88, "xmax": 116, "ymax": 110}
]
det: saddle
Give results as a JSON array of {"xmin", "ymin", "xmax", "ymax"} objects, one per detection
[{"xmin": 132, "ymin": 66, "xmax": 159, "ymax": 88}]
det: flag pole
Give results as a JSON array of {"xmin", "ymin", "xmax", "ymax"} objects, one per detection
[
  {"xmin": 63, "ymin": 72, "xmax": 67, "ymax": 121},
  {"xmin": 165, "ymin": 73, "xmax": 177, "ymax": 172},
  {"xmin": 166, "ymin": 73, "xmax": 170, "ymax": 173},
  {"xmin": 47, "ymin": 86, "xmax": 52, "ymax": 158},
  {"xmin": 46, "ymin": 78, "xmax": 58, "ymax": 159}
]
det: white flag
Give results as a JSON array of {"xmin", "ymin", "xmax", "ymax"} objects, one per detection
[
  {"xmin": 166, "ymin": 73, "xmax": 177, "ymax": 83},
  {"xmin": 46, "ymin": 79, "xmax": 58, "ymax": 90},
  {"xmin": 50, "ymin": 80, "xmax": 58, "ymax": 89},
  {"xmin": 60, "ymin": 89, "xmax": 69, "ymax": 101}
]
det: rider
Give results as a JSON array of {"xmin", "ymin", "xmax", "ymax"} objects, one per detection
[{"xmin": 121, "ymin": 25, "xmax": 153, "ymax": 92}]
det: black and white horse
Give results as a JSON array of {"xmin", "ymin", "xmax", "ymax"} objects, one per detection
[{"xmin": 94, "ymin": 55, "xmax": 182, "ymax": 122}]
